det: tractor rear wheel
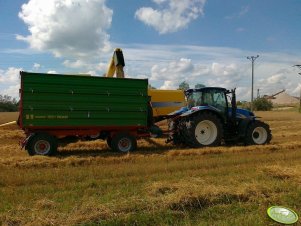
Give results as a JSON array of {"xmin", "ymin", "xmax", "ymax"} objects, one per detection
[
  {"xmin": 245, "ymin": 120, "xmax": 272, "ymax": 145},
  {"xmin": 180, "ymin": 112, "xmax": 223, "ymax": 148},
  {"xmin": 111, "ymin": 133, "xmax": 137, "ymax": 153}
]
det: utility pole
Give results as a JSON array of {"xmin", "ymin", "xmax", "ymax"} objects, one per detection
[
  {"xmin": 247, "ymin": 55, "xmax": 259, "ymax": 111},
  {"xmin": 293, "ymin": 65, "xmax": 301, "ymax": 112}
]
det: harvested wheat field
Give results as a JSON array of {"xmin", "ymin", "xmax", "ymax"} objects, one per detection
[
  {"xmin": 0, "ymin": 111, "xmax": 301, "ymax": 225},
  {"xmin": 0, "ymin": 112, "xmax": 18, "ymax": 124}
]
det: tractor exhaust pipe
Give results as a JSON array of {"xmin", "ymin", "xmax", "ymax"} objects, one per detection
[{"xmin": 231, "ymin": 88, "xmax": 237, "ymax": 125}]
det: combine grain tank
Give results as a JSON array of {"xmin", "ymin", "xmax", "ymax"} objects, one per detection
[{"xmin": 148, "ymin": 89, "xmax": 186, "ymax": 122}]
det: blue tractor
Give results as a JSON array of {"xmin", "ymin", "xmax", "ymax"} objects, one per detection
[{"xmin": 167, "ymin": 87, "xmax": 272, "ymax": 147}]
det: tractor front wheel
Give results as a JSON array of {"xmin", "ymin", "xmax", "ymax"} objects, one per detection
[{"xmin": 245, "ymin": 121, "xmax": 272, "ymax": 145}]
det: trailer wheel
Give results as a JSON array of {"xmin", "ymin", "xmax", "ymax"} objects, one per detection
[
  {"xmin": 111, "ymin": 133, "xmax": 137, "ymax": 153},
  {"xmin": 181, "ymin": 112, "xmax": 223, "ymax": 148},
  {"xmin": 27, "ymin": 133, "xmax": 58, "ymax": 156},
  {"xmin": 245, "ymin": 121, "xmax": 272, "ymax": 145}
]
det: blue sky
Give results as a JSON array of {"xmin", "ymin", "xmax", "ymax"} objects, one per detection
[{"xmin": 0, "ymin": 0, "xmax": 301, "ymax": 100}]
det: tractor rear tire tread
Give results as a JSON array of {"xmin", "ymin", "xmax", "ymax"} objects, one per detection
[{"xmin": 180, "ymin": 112, "xmax": 223, "ymax": 148}]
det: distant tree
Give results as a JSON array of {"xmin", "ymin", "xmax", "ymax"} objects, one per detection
[
  {"xmin": 195, "ymin": 83, "xmax": 206, "ymax": 89},
  {"xmin": 148, "ymin": 84, "xmax": 156, "ymax": 89},
  {"xmin": 237, "ymin": 101, "xmax": 251, "ymax": 110},
  {"xmin": 252, "ymin": 97, "xmax": 273, "ymax": 111},
  {"xmin": 178, "ymin": 81, "xmax": 190, "ymax": 90},
  {"xmin": 0, "ymin": 95, "xmax": 18, "ymax": 112}
]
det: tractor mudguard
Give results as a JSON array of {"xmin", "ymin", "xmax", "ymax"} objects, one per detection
[
  {"xmin": 179, "ymin": 105, "xmax": 222, "ymax": 118},
  {"xmin": 168, "ymin": 106, "xmax": 189, "ymax": 117},
  {"xmin": 237, "ymin": 119, "xmax": 252, "ymax": 138},
  {"xmin": 235, "ymin": 108, "xmax": 257, "ymax": 120}
]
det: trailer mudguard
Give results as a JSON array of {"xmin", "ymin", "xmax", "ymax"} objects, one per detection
[{"xmin": 20, "ymin": 133, "xmax": 35, "ymax": 150}]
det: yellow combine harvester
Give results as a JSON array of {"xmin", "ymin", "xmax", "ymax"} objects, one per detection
[
  {"xmin": 148, "ymin": 89, "xmax": 185, "ymax": 120},
  {"xmin": 106, "ymin": 48, "xmax": 186, "ymax": 121}
]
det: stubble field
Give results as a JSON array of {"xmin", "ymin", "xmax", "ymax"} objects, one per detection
[{"xmin": 0, "ymin": 111, "xmax": 301, "ymax": 225}]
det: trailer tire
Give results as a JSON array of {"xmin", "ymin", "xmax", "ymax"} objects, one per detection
[
  {"xmin": 111, "ymin": 133, "xmax": 137, "ymax": 153},
  {"xmin": 27, "ymin": 133, "xmax": 58, "ymax": 156},
  {"xmin": 245, "ymin": 120, "xmax": 272, "ymax": 145},
  {"xmin": 180, "ymin": 112, "xmax": 223, "ymax": 148}
]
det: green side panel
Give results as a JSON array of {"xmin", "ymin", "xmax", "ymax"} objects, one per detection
[{"xmin": 20, "ymin": 72, "xmax": 149, "ymax": 127}]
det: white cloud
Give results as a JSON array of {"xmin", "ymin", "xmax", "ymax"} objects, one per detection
[
  {"xmin": 118, "ymin": 44, "xmax": 301, "ymax": 101},
  {"xmin": 62, "ymin": 59, "xmax": 108, "ymax": 76},
  {"xmin": 292, "ymin": 83, "xmax": 301, "ymax": 95},
  {"xmin": 3, "ymin": 41, "xmax": 300, "ymax": 101},
  {"xmin": 17, "ymin": 0, "xmax": 113, "ymax": 58},
  {"xmin": 160, "ymin": 80, "xmax": 178, "ymax": 89},
  {"xmin": 148, "ymin": 57, "xmax": 245, "ymax": 94},
  {"xmin": 47, "ymin": 70, "xmax": 57, "ymax": 74},
  {"xmin": 135, "ymin": 0, "xmax": 206, "ymax": 34},
  {"xmin": 256, "ymin": 70, "xmax": 288, "ymax": 96},
  {"xmin": 33, "ymin": 63, "xmax": 41, "ymax": 70},
  {"xmin": 0, "ymin": 67, "xmax": 21, "ymax": 84},
  {"xmin": 63, "ymin": 59, "xmax": 88, "ymax": 69},
  {"xmin": 239, "ymin": 5, "xmax": 250, "ymax": 17},
  {"xmin": 151, "ymin": 58, "xmax": 194, "ymax": 81},
  {"xmin": 2, "ymin": 84, "xmax": 20, "ymax": 99},
  {"xmin": 266, "ymin": 73, "xmax": 286, "ymax": 84},
  {"xmin": 85, "ymin": 71, "xmax": 100, "ymax": 76},
  {"xmin": 236, "ymin": 87, "xmax": 250, "ymax": 100},
  {"xmin": 211, "ymin": 63, "xmax": 239, "ymax": 77},
  {"xmin": 225, "ymin": 5, "xmax": 250, "ymax": 20},
  {"xmin": 0, "ymin": 67, "xmax": 22, "ymax": 98}
]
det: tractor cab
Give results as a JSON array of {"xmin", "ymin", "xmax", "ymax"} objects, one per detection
[
  {"xmin": 185, "ymin": 87, "xmax": 236, "ymax": 124},
  {"xmin": 186, "ymin": 87, "xmax": 228, "ymax": 108}
]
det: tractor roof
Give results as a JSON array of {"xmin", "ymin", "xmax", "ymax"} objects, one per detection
[{"xmin": 185, "ymin": 87, "xmax": 228, "ymax": 95}]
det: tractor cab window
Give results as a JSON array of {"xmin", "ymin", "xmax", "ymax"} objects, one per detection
[
  {"xmin": 187, "ymin": 89, "xmax": 227, "ymax": 113},
  {"xmin": 212, "ymin": 91, "xmax": 227, "ymax": 112},
  {"xmin": 187, "ymin": 92, "xmax": 202, "ymax": 108}
]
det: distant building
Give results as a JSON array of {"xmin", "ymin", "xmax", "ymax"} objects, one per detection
[{"xmin": 263, "ymin": 90, "xmax": 299, "ymax": 105}]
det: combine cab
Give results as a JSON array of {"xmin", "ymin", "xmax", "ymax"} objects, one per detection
[{"xmin": 168, "ymin": 87, "xmax": 272, "ymax": 147}]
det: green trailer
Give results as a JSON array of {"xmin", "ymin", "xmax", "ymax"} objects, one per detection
[{"xmin": 18, "ymin": 71, "xmax": 150, "ymax": 155}]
